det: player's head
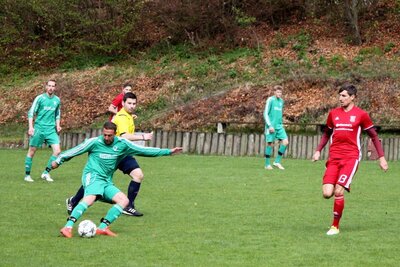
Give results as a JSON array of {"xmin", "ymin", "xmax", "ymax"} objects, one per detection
[
  {"xmin": 122, "ymin": 92, "xmax": 137, "ymax": 114},
  {"xmin": 122, "ymin": 83, "xmax": 133, "ymax": 94},
  {"xmin": 103, "ymin": 121, "xmax": 117, "ymax": 145},
  {"xmin": 338, "ymin": 84, "xmax": 357, "ymax": 108},
  {"xmin": 273, "ymin": 85, "xmax": 283, "ymax": 98},
  {"xmin": 46, "ymin": 79, "xmax": 57, "ymax": 95}
]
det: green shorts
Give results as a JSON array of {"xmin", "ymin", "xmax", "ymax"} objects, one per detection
[
  {"xmin": 265, "ymin": 127, "xmax": 288, "ymax": 143},
  {"xmin": 29, "ymin": 127, "xmax": 60, "ymax": 147},
  {"xmin": 82, "ymin": 172, "xmax": 120, "ymax": 203}
]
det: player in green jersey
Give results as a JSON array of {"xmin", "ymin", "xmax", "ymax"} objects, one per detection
[
  {"xmin": 56, "ymin": 121, "xmax": 182, "ymax": 238},
  {"xmin": 66, "ymin": 92, "xmax": 153, "ymax": 216},
  {"xmin": 263, "ymin": 85, "xmax": 289, "ymax": 170},
  {"xmin": 24, "ymin": 79, "xmax": 62, "ymax": 182}
]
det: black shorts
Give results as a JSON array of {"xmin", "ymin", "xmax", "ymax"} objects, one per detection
[{"xmin": 117, "ymin": 156, "xmax": 140, "ymax": 174}]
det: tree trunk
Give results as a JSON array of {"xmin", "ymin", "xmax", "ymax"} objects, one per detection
[{"xmin": 344, "ymin": 0, "xmax": 362, "ymax": 45}]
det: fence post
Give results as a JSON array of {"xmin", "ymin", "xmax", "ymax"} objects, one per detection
[{"xmin": 182, "ymin": 132, "xmax": 190, "ymax": 153}]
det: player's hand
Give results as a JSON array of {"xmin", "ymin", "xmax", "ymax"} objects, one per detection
[
  {"xmin": 132, "ymin": 114, "xmax": 138, "ymax": 119},
  {"xmin": 269, "ymin": 127, "xmax": 275, "ymax": 133},
  {"xmin": 379, "ymin": 157, "xmax": 388, "ymax": 172},
  {"xmin": 57, "ymin": 125, "xmax": 62, "ymax": 133},
  {"xmin": 51, "ymin": 161, "xmax": 59, "ymax": 169},
  {"xmin": 312, "ymin": 151, "xmax": 320, "ymax": 162},
  {"xmin": 170, "ymin": 147, "xmax": 183, "ymax": 155},
  {"xmin": 143, "ymin": 131, "xmax": 153, "ymax": 141},
  {"xmin": 28, "ymin": 127, "xmax": 34, "ymax": 136}
]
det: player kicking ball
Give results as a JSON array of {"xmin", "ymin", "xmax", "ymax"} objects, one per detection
[{"xmin": 53, "ymin": 122, "xmax": 182, "ymax": 238}]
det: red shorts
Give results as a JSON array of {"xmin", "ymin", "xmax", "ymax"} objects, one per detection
[{"xmin": 323, "ymin": 158, "xmax": 359, "ymax": 191}]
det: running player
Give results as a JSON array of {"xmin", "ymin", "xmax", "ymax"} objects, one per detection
[
  {"xmin": 24, "ymin": 79, "xmax": 62, "ymax": 182},
  {"xmin": 312, "ymin": 83, "xmax": 388, "ymax": 235}
]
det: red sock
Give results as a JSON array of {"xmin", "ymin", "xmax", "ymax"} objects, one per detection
[{"xmin": 332, "ymin": 195, "xmax": 344, "ymax": 228}]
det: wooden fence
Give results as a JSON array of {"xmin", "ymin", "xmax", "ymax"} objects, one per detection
[{"xmin": 24, "ymin": 129, "xmax": 400, "ymax": 160}]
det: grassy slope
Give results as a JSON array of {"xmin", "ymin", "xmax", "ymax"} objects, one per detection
[{"xmin": 1, "ymin": 150, "xmax": 399, "ymax": 266}]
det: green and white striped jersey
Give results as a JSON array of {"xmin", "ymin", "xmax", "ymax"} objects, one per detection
[
  {"xmin": 263, "ymin": 96, "xmax": 284, "ymax": 129},
  {"xmin": 28, "ymin": 93, "xmax": 61, "ymax": 128},
  {"xmin": 55, "ymin": 135, "xmax": 171, "ymax": 180}
]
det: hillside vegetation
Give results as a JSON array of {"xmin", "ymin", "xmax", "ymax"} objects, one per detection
[{"xmin": 1, "ymin": 1, "xmax": 400, "ymax": 135}]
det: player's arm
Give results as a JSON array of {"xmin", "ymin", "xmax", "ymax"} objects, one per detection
[
  {"xmin": 108, "ymin": 95, "xmax": 121, "ymax": 115},
  {"xmin": 108, "ymin": 104, "xmax": 118, "ymax": 115},
  {"xmin": 27, "ymin": 95, "xmax": 41, "ymax": 136},
  {"xmin": 312, "ymin": 125, "xmax": 333, "ymax": 161},
  {"xmin": 123, "ymin": 139, "xmax": 182, "ymax": 157},
  {"xmin": 52, "ymin": 138, "xmax": 96, "ymax": 168},
  {"xmin": 365, "ymin": 127, "xmax": 388, "ymax": 172},
  {"xmin": 55, "ymin": 101, "xmax": 62, "ymax": 132},
  {"xmin": 263, "ymin": 98, "xmax": 274, "ymax": 131},
  {"xmin": 121, "ymin": 132, "xmax": 153, "ymax": 141}
]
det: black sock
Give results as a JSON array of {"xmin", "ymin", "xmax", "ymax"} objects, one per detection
[
  {"xmin": 71, "ymin": 186, "xmax": 85, "ymax": 207},
  {"xmin": 127, "ymin": 181, "xmax": 141, "ymax": 208}
]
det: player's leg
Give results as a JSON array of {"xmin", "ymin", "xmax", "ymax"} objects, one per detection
[
  {"xmin": 327, "ymin": 158, "xmax": 359, "ymax": 235},
  {"xmin": 264, "ymin": 129, "xmax": 275, "ymax": 169},
  {"xmin": 41, "ymin": 133, "xmax": 61, "ymax": 182},
  {"xmin": 118, "ymin": 156, "xmax": 144, "ymax": 216},
  {"xmin": 97, "ymin": 187, "xmax": 128, "ymax": 236},
  {"xmin": 66, "ymin": 185, "xmax": 85, "ymax": 214},
  {"xmin": 60, "ymin": 194, "xmax": 96, "ymax": 238},
  {"xmin": 24, "ymin": 129, "xmax": 43, "ymax": 182},
  {"xmin": 273, "ymin": 129, "xmax": 288, "ymax": 169},
  {"xmin": 24, "ymin": 146, "xmax": 37, "ymax": 182},
  {"xmin": 61, "ymin": 173, "xmax": 103, "ymax": 238}
]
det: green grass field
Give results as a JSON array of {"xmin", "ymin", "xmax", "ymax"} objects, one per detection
[{"xmin": 0, "ymin": 149, "xmax": 399, "ymax": 267}]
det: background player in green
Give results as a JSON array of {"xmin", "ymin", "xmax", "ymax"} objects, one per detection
[
  {"xmin": 55, "ymin": 121, "xmax": 182, "ymax": 238},
  {"xmin": 263, "ymin": 85, "xmax": 289, "ymax": 170},
  {"xmin": 24, "ymin": 79, "xmax": 61, "ymax": 182}
]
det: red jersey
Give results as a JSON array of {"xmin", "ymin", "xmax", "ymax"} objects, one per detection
[
  {"xmin": 109, "ymin": 93, "xmax": 124, "ymax": 121},
  {"xmin": 327, "ymin": 106, "xmax": 374, "ymax": 159}
]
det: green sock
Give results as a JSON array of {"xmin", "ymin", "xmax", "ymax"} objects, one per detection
[
  {"xmin": 265, "ymin": 146, "xmax": 272, "ymax": 166},
  {"xmin": 65, "ymin": 201, "xmax": 89, "ymax": 227},
  {"xmin": 275, "ymin": 145, "xmax": 287, "ymax": 163},
  {"xmin": 98, "ymin": 204, "xmax": 124, "ymax": 229},
  {"xmin": 44, "ymin": 155, "xmax": 57, "ymax": 174},
  {"xmin": 25, "ymin": 156, "xmax": 32, "ymax": 175}
]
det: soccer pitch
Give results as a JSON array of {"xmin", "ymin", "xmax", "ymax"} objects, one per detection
[{"xmin": 1, "ymin": 149, "xmax": 399, "ymax": 267}]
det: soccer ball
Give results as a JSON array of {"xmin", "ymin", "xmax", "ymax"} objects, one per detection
[{"xmin": 78, "ymin": 220, "xmax": 97, "ymax": 238}]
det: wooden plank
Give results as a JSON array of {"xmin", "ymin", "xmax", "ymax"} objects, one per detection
[
  {"xmin": 175, "ymin": 131, "xmax": 182, "ymax": 148},
  {"xmin": 225, "ymin": 134, "xmax": 233, "ymax": 156},
  {"xmin": 182, "ymin": 132, "xmax": 190, "ymax": 153},
  {"xmin": 232, "ymin": 134, "xmax": 241, "ymax": 156},
  {"xmin": 189, "ymin": 132, "xmax": 197, "ymax": 153},
  {"xmin": 240, "ymin": 134, "xmax": 248, "ymax": 156},
  {"xmin": 196, "ymin": 133, "xmax": 205, "ymax": 154},
  {"xmin": 168, "ymin": 131, "xmax": 176, "ymax": 148},
  {"xmin": 260, "ymin": 134, "xmax": 265, "ymax": 157},
  {"xmin": 203, "ymin": 132, "xmax": 212, "ymax": 155},
  {"xmin": 210, "ymin": 133, "xmax": 219, "ymax": 155},
  {"xmin": 217, "ymin": 134, "xmax": 225, "ymax": 155},
  {"xmin": 247, "ymin": 134, "xmax": 255, "ymax": 156}
]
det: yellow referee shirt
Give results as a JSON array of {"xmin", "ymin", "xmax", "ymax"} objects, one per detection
[{"xmin": 112, "ymin": 108, "xmax": 135, "ymax": 136}]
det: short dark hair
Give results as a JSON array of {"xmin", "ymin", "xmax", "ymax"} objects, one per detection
[
  {"xmin": 123, "ymin": 92, "xmax": 137, "ymax": 102},
  {"xmin": 123, "ymin": 83, "xmax": 133, "ymax": 89},
  {"xmin": 103, "ymin": 121, "xmax": 117, "ymax": 132},
  {"xmin": 274, "ymin": 85, "xmax": 283, "ymax": 91},
  {"xmin": 339, "ymin": 84, "xmax": 357, "ymax": 96}
]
